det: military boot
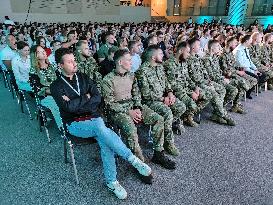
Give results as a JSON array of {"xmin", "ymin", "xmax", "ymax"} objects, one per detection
[
  {"xmin": 172, "ymin": 119, "xmax": 185, "ymax": 135},
  {"xmin": 230, "ymin": 105, "xmax": 245, "ymax": 114},
  {"xmin": 151, "ymin": 151, "xmax": 176, "ymax": 170},
  {"xmin": 222, "ymin": 115, "xmax": 236, "ymax": 126},
  {"xmin": 163, "ymin": 142, "xmax": 180, "ymax": 156},
  {"xmin": 184, "ymin": 114, "xmax": 198, "ymax": 127},
  {"xmin": 268, "ymin": 84, "xmax": 273, "ymax": 90},
  {"xmin": 210, "ymin": 114, "xmax": 227, "ymax": 125}
]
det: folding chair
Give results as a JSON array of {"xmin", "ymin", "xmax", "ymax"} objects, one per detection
[{"xmin": 59, "ymin": 125, "xmax": 97, "ymax": 185}]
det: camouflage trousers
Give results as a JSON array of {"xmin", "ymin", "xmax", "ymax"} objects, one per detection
[
  {"xmin": 243, "ymin": 73, "xmax": 258, "ymax": 88},
  {"xmin": 199, "ymin": 81, "xmax": 227, "ymax": 118},
  {"xmin": 111, "ymin": 105, "xmax": 164, "ymax": 153},
  {"xmin": 229, "ymin": 76, "xmax": 249, "ymax": 105},
  {"xmin": 223, "ymin": 83, "xmax": 238, "ymax": 105},
  {"xmin": 258, "ymin": 66, "xmax": 273, "ymax": 81},
  {"xmin": 146, "ymin": 99, "xmax": 186, "ymax": 144},
  {"xmin": 175, "ymin": 90, "xmax": 198, "ymax": 116}
]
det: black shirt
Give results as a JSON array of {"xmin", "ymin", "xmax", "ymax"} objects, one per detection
[
  {"xmin": 50, "ymin": 72, "xmax": 101, "ymax": 124},
  {"xmin": 99, "ymin": 58, "xmax": 115, "ymax": 78}
]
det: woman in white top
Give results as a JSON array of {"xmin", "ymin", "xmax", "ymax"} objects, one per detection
[{"xmin": 11, "ymin": 41, "xmax": 32, "ymax": 91}]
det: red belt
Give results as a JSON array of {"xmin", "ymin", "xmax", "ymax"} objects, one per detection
[{"xmin": 74, "ymin": 116, "xmax": 93, "ymax": 122}]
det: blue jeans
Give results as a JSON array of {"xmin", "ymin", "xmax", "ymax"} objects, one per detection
[{"xmin": 67, "ymin": 117, "xmax": 133, "ymax": 183}]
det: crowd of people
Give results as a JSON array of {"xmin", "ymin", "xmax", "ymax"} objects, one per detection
[{"xmin": 1, "ymin": 18, "xmax": 273, "ymax": 199}]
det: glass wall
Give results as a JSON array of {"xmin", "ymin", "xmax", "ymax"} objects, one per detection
[
  {"xmin": 168, "ymin": 0, "xmax": 228, "ymax": 16},
  {"xmin": 252, "ymin": 0, "xmax": 273, "ymax": 15}
]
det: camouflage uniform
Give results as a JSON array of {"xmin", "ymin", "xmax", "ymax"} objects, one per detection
[
  {"xmin": 187, "ymin": 54, "xmax": 228, "ymax": 118},
  {"xmin": 101, "ymin": 71, "xmax": 165, "ymax": 159},
  {"xmin": 136, "ymin": 61, "xmax": 186, "ymax": 145},
  {"xmin": 220, "ymin": 50, "xmax": 257, "ymax": 90},
  {"xmin": 30, "ymin": 64, "xmax": 62, "ymax": 129},
  {"xmin": 164, "ymin": 56, "xmax": 200, "ymax": 117},
  {"xmin": 75, "ymin": 53, "xmax": 103, "ymax": 92},
  {"xmin": 202, "ymin": 54, "xmax": 239, "ymax": 105},
  {"xmin": 249, "ymin": 44, "xmax": 273, "ymax": 81}
]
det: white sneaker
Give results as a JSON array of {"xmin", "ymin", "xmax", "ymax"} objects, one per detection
[
  {"xmin": 128, "ymin": 155, "xmax": 152, "ymax": 176},
  {"xmin": 107, "ymin": 181, "xmax": 127, "ymax": 200}
]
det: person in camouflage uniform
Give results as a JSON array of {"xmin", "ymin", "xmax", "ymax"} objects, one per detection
[
  {"xmin": 187, "ymin": 37, "xmax": 235, "ymax": 126},
  {"xmin": 29, "ymin": 45, "xmax": 62, "ymax": 129},
  {"xmin": 164, "ymin": 41, "xmax": 202, "ymax": 127},
  {"xmin": 101, "ymin": 49, "xmax": 176, "ymax": 169},
  {"xmin": 75, "ymin": 40, "xmax": 102, "ymax": 92},
  {"xmin": 250, "ymin": 32, "xmax": 273, "ymax": 89},
  {"xmin": 221, "ymin": 36, "xmax": 257, "ymax": 99},
  {"xmin": 204, "ymin": 40, "xmax": 247, "ymax": 114},
  {"xmin": 260, "ymin": 33, "xmax": 273, "ymax": 67},
  {"xmin": 136, "ymin": 45, "xmax": 187, "ymax": 156},
  {"xmin": 203, "ymin": 40, "xmax": 239, "ymax": 107}
]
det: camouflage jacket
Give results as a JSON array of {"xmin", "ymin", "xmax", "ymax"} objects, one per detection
[
  {"xmin": 75, "ymin": 53, "xmax": 102, "ymax": 92},
  {"xmin": 135, "ymin": 61, "xmax": 172, "ymax": 104},
  {"xmin": 219, "ymin": 50, "xmax": 237, "ymax": 76},
  {"xmin": 101, "ymin": 71, "xmax": 142, "ymax": 114},
  {"xmin": 187, "ymin": 54, "xmax": 210, "ymax": 87},
  {"xmin": 260, "ymin": 44, "xmax": 273, "ymax": 64},
  {"xmin": 30, "ymin": 64, "xmax": 57, "ymax": 97},
  {"xmin": 249, "ymin": 44, "xmax": 263, "ymax": 67},
  {"xmin": 202, "ymin": 54, "xmax": 224, "ymax": 84},
  {"xmin": 164, "ymin": 56, "xmax": 195, "ymax": 96}
]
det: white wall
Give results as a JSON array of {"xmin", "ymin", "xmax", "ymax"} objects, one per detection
[{"xmin": 0, "ymin": 0, "xmax": 151, "ymax": 23}]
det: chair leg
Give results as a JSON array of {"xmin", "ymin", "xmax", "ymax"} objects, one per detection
[
  {"xmin": 265, "ymin": 81, "xmax": 268, "ymax": 91},
  {"xmin": 244, "ymin": 91, "xmax": 247, "ymax": 102},
  {"xmin": 148, "ymin": 125, "xmax": 153, "ymax": 145},
  {"xmin": 19, "ymin": 92, "xmax": 24, "ymax": 113},
  {"xmin": 2, "ymin": 71, "xmax": 7, "ymax": 88},
  {"xmin": 64, "ymin": 138, "xmax": 68, "ymax": 163},
  {"xmin": 68, "ymin": 140, "xmax": 79, "ymax": 185},
  {"xmin": 255, "ymin": 85, "xmax": 259, "ymax": 96},
  {"xmin": 40, "ymin": 109, "xmax": 51, "ymax": 143},
  {"xmin": 21, "ymin": 91, "xmax": 33, "ymax": 120}
]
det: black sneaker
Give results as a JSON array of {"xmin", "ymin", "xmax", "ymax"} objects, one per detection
[{"xmin": 151, "ymin": 151, "xmax": 176, "ymax": 170}]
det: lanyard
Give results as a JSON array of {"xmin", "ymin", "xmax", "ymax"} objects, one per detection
[{"xmin": 61, "ymin": 74, "xmax": 80, "ymax": 96}]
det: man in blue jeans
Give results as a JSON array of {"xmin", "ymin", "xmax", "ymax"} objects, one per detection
[{"xmin": 50, "ymin": 48, "xmax": 153, "ymax": 200}]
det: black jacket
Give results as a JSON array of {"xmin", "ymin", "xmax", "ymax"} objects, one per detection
[{"xmin": 50, "ymin": 72, "xmax": 101, "ymax": 124}]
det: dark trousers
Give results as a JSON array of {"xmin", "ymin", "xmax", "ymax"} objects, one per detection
[
  {"xmin": 245, "ymin": 71, "xmax": 266, "ymax": 85},
  {"xmin": 245, "ymin": 71, "xmax": 266, "ymax": 97}
]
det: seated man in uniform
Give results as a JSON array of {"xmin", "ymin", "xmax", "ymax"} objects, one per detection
[
  {"xmin": 102, "ymin": 49, "xmax": 176, "ymax": 169},
  {"xmin": 136, "ymin": 45, "xmax": 187, "ymax": 156}
]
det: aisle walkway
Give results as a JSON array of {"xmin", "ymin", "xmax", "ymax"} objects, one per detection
[{"xmin": 1, "ymin": 79, "xmax": 273, "ymax": 205}]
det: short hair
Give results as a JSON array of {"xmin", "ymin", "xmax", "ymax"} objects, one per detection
[
  {"xmin": 67, "ymin": 30, "xmax": 77, "ymax": 36},
  {"xmin": 225, "ymin": 36, "xmax": 236, "ymax": 48},
  {"xmin": 210, "ymin": 29, "xmax": 216, "ymax": 36},
  {"xmin": 207, "ymin": 39, "xmax": 219, "ymax": 51},
  {"xmin": 176, "ymin": 41, "xmax": 189, "ymax": 52},
  {"xmin": 141, "ymin": 44, "xmax": 160, "ymax": 62},
  {"xmin": 55, "ymin": 48, "xmax": 74, "ymax": 64},
  {"xmin": 203, "ymin": 29, "xmax": 209, "ymax": 35},
  {"xmin": 156, "ymin": 30, "xmax": 163, "ymax": 36},
  {"xmin": 113, "ymin": 49, "xmax": 130, "ymax": 63},
  {"xmin": 240, "ymin": 34, "xmax": 251, "ymax": 43},
  {"xmin": 264, "ymin": 33, "xmax": 272, "ymax": 42},
  {"xmin": 147, "ymin": 33, "xmax": 157, "ymax": 43},
  {"xmin": 17, "ymin": 41, "xmax": 28, "ymax": 50},
  {"xmin": 128, "ymin": 40, "xmax": 138, "ymax": 51},
  {"xmin": 188, "ymin": 37, "xmax": 200, "ymax": 49},
  {"xmin": 75, "ymin": 40, "xmax": 87, "ymax": 49}
]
